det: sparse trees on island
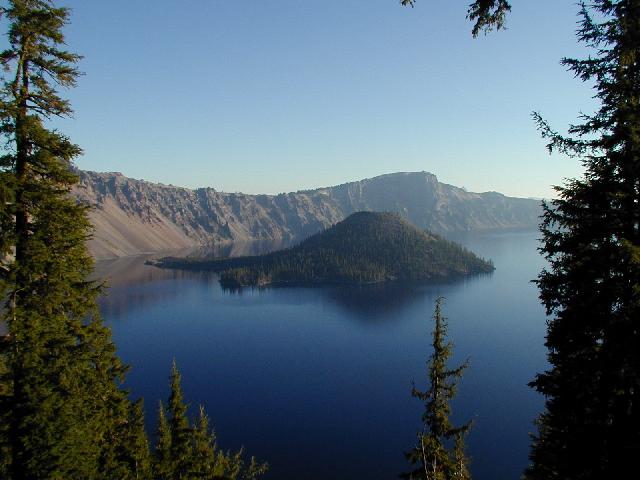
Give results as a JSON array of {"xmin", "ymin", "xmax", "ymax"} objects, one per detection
[
  {"xmin": 402, "ymin": 298, "xmax": 471, "ymax": 480},
  {"xmin": 160, "ymin": 212, "xmax": 494, "ymax": 288}
]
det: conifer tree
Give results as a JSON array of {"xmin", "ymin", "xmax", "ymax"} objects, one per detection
[
  {"xmin": 0, "ymin": 1, "xmax": 147, "ymax": 478},
  {"xmin": 167, "ymin": 360, "xmax": 195, "ymax": 479},
  {"xmin": 525, "ymin": 1, "xmax": 640, "ymax": 478},
  {"xmin": 100, "ymin": 398, "xmax": 152, "ymax": 480},
  {"xmin": 399, "ymin": 1, "xmax": 640, "ymax": 476},
  {"xmin": 154, "ymin": 401, "xmax": 173, "ymax": 480},
  {"xmin": 120, "ymin": 400, "xmax": 153, "ymax": 480},
  {"xmin": 402, "ymin": 297, "xmax": 471, "ymax": 480},
  {"xmin": 192, "ymin": 406, "xmax": 218, "ymax": 480},
  {"xmin": 155, "ymin": 361, "xmax": 268, "ymax": 480},
  {"xmin": 400, "ymin": 0, "xmax": 511, "ymax": 36}
]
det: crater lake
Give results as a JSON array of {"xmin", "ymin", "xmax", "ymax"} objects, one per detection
[{"xmin": 96, "ymin": 230, "xmax": 546, "ymax": 480}]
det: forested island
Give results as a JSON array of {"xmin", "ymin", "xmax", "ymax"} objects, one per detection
[{"xmin": 154, "ymin": 212, "xmax": 494, "ymax": 287}]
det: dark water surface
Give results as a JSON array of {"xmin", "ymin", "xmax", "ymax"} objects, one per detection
[{"xmin": 96, "ymin": 231, "xmax": 547, "ymax": 480}]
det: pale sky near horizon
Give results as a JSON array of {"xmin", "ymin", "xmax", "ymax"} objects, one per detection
[{"xmin": 20, "ymin": 0, "xmax": 597, "ymax": 198}]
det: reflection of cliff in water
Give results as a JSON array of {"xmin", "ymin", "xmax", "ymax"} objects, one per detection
[
  {"xmin": 98, "ymin": 269, "xmax": 217, "ymax": 321},
  {"xmin": 94, "ymin": 237, "xmax": 493, "ymax": 323},
  {"xmin": 93, "ymin": 239, "xmax": 292, "ymax": 288},
  {"xmin": 94, "ymin": 253, "xmax": 192, "ymax": 288},
  {"xmin": 94, "ymin": 239, "xmax": 292, "ymax": 320},
  {"xmin": 189, "ymin": 238, "xmax": 293, "ymax": 260}
]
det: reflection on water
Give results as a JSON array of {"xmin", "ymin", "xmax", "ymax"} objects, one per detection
[
  {"xmin": 94, "ymin": 238, "xmax": 292, "ymax": 287},
  {"xmin": 99, "ymin": 268, "xmax": 492, "ymax": 325},
  {"xmin": 189, "ymin": 238, "xmax": 294, "ymax": 259},
  {"xmin": 98, "ymin": 272, "xmax": 214, "ymax": 321},
  {"xmin": 310, "ymin": 283, "xmax": 426, "ymax": 321},
  {"xmin": 97, "ymin": 230, "xmax": 546, "ymax": 480},
  {"xmin": 95, "ymin": 239, "xmax": 293, "ymax": 318}
]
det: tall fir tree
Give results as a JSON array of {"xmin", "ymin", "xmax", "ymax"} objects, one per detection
[
  {"xmin": 402, "ymin": 297, "xmax": 471, "ymax": 480},
  {"xmin": 155, "ymin": 361, "xmax": 268, "ymax": 480},
  {"xmin": 154, "ymin": 400, "xmax": 174, "ymax": 480},
  {"xmin": 191, "ymin": 405, "xmax": 218, "ymax": 480},
  {"xmin": 167, "ymin": 360, "xmax": 196, "ymax": 479},
  {"xmin": 0, "ymin": 1, "xmax": 147, "ymax": 478},
  {"xmin": 525, "ymin": 1, "xmax": 640, "ymax": 478},
  {"xmin": 100, "ymin": 399, "xmax": 152, "ymax": 480},
  {"xmin": 124, "ymin": 400, "xmax": 153, "ymax": 480}
]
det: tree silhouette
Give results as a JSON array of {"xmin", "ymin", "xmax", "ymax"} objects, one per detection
[
  {"xmin": 402, "ymin": 298, "xmax": 471, "ymax": 480},
  {"xmin": 526, "ymin": 1, "xmax": 640, "ymax": 478}
]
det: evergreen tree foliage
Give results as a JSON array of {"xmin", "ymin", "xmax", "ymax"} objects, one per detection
[
  {"xmin": 155, "ymin": 361, "xmax": 268, "ymax": 480},
  {"xmin": 191, "ymin": 406, "xmax": 218, "ymax": 480},
  {"xmin": 167, "ymin": 360, "xmax": 196, "ymax": 479},
  {"xmin": 106, "ymin": 399, "xmax": 152, "ymax": 480},
  {"xmin": 192, "ymin": 406, "xmax": 267, "ymax": 480},
  {"xmin": 159, "ymin": 212, "xmax": 493, "ymax": 287},
  {"xmin": 402, "ymin": 298, "xmax": 471, "ymax": 480},
  {"xmin": 526, "ymin": 1, "xmax": 640, "ymax": 478},
  {"xmin": 99, "ymin": 398, "xmax": 152, "ymax": 480},
  {"xmin": 154, "ymin": 401, "xmax": 173, "ymax": 480},
  {"xmin": 0, "ymin": 1, "xmax": 146, "ymax": 478},
  {"xmin": 400, "ymin": 0, "xmax": 511, "ymax": 36}
]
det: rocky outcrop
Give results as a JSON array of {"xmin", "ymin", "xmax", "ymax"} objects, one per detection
[{"xmin": 74, "ymin": 170, "xmax": 541, "ymax": 259}]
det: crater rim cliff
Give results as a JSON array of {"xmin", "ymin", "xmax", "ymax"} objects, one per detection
[{"xmin": 74, "ymin": 170, "xmax": 541, "ymax": 260}]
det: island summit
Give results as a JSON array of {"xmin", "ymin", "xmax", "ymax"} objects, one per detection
[{"xmin": 154, "ymin": 212, "xmax": 495, "ymax": 287}]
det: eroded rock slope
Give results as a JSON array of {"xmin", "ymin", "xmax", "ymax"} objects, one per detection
[{"xmin": 74, "ymin": 170, "xmax": 540, "ymax": 259}]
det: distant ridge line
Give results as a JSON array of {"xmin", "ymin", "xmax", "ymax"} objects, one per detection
[{"xmin": 74, "ymin": 170, "xmax": 541, "ymax": 260}]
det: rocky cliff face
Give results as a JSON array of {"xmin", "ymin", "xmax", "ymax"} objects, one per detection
[{"xmin": 74, "ymin": 170, "xmax": 541, "ymax": 259}]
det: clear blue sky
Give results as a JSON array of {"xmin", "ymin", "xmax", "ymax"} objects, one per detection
[{"xmin": 43, "ymin": 0, "xmax": 593, "ymax": 198}]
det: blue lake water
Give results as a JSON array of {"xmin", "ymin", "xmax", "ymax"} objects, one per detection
[{"xmin": 96, "ymin": 230, "xmax": 547, "ymax": 480}]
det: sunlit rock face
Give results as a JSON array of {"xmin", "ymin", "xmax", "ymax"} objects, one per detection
[{"xmin": 74, "ymin": 170, "xmax": 541, "ymax": 259}]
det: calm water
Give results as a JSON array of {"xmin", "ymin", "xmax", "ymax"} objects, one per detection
[{"xmin": 96, "ymin": 231, "xmax": 547, "ymax": 480}]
